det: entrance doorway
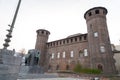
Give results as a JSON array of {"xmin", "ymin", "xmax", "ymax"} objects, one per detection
[{"xmin": 97, "ymin": 64, "xmax": 103, "ymax": 71}]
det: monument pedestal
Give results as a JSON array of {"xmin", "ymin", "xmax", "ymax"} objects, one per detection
[
  {"xmin": 0, "ymin": 49, "xmax": 22, "ymax": 80},
  {"xmin": 19, "ymin": 65, "xmax": 44, "ymax": 74}
]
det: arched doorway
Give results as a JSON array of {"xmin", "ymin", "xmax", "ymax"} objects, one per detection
[{"xmin": 97, "ymin": 64, "xmax": 103, "ymax": 71}]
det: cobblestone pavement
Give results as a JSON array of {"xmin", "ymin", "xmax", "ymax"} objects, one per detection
[{"xmin": 18, "ymin": 78, "xmax": 89, "ymax": 80}]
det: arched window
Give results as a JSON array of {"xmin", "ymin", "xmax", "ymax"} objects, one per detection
[
  {"xmin": 71, "ymin": 38, "xmax": 73, "ymax": 42},
  {"xmin": 41, "ymin": 31, "xmax": 44, "ymax": 34},
  {"xmin": 79, "ymin": 37, "xmax": 82, "ymax": 41},
  {"xmin": 51, "ymin": 53, "xmax": 54, "ymax": 59},
  {"xmin": 57, "ymin": 52, "xmax": 60, "ymax": 58},
  {"xmin": 63, "ymin": 51, "xmax": 66, "ymax": 58},
  {"xmin": 84, "ymin": 49, "xmax": 88, "ymax": 56},
  {"xmin": 100, "ymin": 46, "xmax": 105, "ymax": 53},
  {"xmin": 88, "ymin": 12, "xmax": 92, "ymax": 16},
  {"xmin": 70, "ymin": 51, "xmax": 74, "ymax": 58},
  {"xmin": 94, "ymin": 32, "xmax": 98, "ymax": 37},
  {"xmin": 95, "ymin": 10, "xmax": 99, "ymax": 14},
  {"xmin": 79, "ymin": 50, "xmax": 83, "ymax": 57}
]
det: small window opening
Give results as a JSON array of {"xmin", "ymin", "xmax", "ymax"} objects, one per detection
[
  {"xmin": 88, "ymin": 12, "xmax": 92, "ymax": 16},
  {"xmin": 94, "ymin": 32, "xmax": 98, "ymax": 37},
  {"xmin": 71, "ymin": 38, "xmax": 73, "ymax": 42},
  {"xmin": 63, "ymin": 40, "xmax": 65, "ymax": 44},
  {"xmin": 84, "ymin": 35, "xmax": 87, "ymax": 40},
  {"xmin": 67, "ymin": 39, "xmax": 69, "ymax": 43},
  {"xmin": 56, "ymin": 42, "xmax": 58, "ymax": 45},
  {"xmin": 103, "ymin": 10, "xmax": 106, "ymax": 14},
  {"xmin": 63, "ymin": 51, "xmax": 66, "ymax": 58},
  {"xmin": 100, "ymin": 46, "xmax": 105, "ymax": 53},
  {"xmin": 75, "ymin": 37, "xmax": 77, "ymax": 42},
  {"xmin": 95, "ymin": 10, "xmax": 99, "ymax": 14},
  {"xmin": 41, "ymin": 31, "xmax": 44, "ymax": 34},
  {"xmin": 79, "ymin": 37, "xmax": 82, "ymax": 41},
  {"xmin": 60, "ymin": 41, "xmax": 61, "ymax": 45}
]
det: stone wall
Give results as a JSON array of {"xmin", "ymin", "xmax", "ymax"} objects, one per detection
[
  {"xmin": 47, "ymin": 34, "xmax": 89, "ymax": 72},
  {"xmin": 0, "ymin": 49, "xmax": 22, "ymax": 80}
]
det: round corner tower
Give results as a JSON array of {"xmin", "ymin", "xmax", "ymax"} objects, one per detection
[
  {"xmin": 84, "ymin": 7, "xmax": 116, "ymax": 74},
  {"xmin": 35, "ymin": 29, "xmax": 50, "ymax": 67}
]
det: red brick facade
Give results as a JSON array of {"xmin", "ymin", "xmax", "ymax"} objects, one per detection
[{"xmin": 35, "ymin": 7, "xmax": 117, "ymax": 74}]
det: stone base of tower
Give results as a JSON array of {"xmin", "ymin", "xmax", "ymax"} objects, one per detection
[{"xmin": 90, "ymin": 57, "xmax": 117, "ymax": 75}]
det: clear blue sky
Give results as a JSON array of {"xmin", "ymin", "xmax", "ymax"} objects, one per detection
[{"xmin": 0, "ymin": 0, "xmax": 120, "ymax": 52}]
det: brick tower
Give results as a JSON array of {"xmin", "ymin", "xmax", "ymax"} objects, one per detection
[
  {"xmin": 84, "ymin": 7, "xmax": 116, "ymax": 74},
  {"xmin": 35, "ymin": 29, "xmax": 50, "ymax": 68}
]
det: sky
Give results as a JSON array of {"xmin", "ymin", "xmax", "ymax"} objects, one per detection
[{"xmin": 0, "ymin": 0, "xmax": 120, "ymax": 52}]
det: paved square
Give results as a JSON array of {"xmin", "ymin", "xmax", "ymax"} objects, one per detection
[{"xmin": 18, "ymin": 78, "xmax": 89, "ymax": 80}]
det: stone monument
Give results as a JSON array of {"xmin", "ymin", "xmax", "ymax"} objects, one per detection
[
  {"xmin": 0, "ymin": 0, "xmax": 22, "ymax": 80},
  {"xmin": 0, "ymin": 49, "xmax": 22, "ymax": 80},
  {"xmin": 19, "ymin": 49, "xmax": 44, "ymax": 74}
]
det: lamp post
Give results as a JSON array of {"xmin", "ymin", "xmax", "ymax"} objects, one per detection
[
  {"xmin": 0, "ymin": 0, "xmax": 21, "ymax": 64},
  {"xmin": 3, "ymin": 0, "xmax": 21, "ymax": 49}
]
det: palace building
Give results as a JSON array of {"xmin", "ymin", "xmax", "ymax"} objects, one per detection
[{"xmin": 34, "ymin": 7, "xmax": 117, "ymax": 74}]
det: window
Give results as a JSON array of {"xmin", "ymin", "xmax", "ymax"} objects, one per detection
[
  {"xmin": 95, "ymin": 10, "xmax": 99, "ymax": 14},
  {"xmin": 71, "ymin": 38, "xmax": 73, "ymax": 42},
  {"xmin": 79, "ymin": 37, "xmax": 82, "ymax": 41},
  {"xmin": 94, "ymin": 32, "xmax": 98, "ymax": 37},
  {"xmin": 53, "ymin": 42, "xmax": 55, "ymax": 46},
  {"xmin": 75, "ymin": 37, "xmax": 77, "ymax": 42},
  {"xmin": 41, "ymin": 31, "xmax": 44, "ymax": 34},
  {"xmin": 79, "ymin": 50, "xmax": 83, "ymax": 57},
  {"xmin": 56, "ymin": 42, "xmax": 58, "ymax": 45},
  {"xmin": 70, "ymin": 51, "xmax": 74, "ymax": 58},
  {"xmin": 67, "ymin": 39, "xmax": 69, "ymax": 43},
  {"xmin": 63, "ymin": 40, "xmax": 65, "ymax": 44},
  {"xmin": 84, "ymin": 49, "xmax": 88, "ymax": 56},
  {"xmin": 88, "ymin": 12, "xmax": 92, "ymax": 16},
  {"xmin": 46, "ymin": 32, "xmax": 48, "ymax": 35},
  {"xmin": 50, "ymin": 43, "xmax": 52, "ymax": 46},
  {"xmin": 60, "ymin": 41, "xmax": 61, "ymax": 45},
  {"xmin": 51, "ymin": 53, "xmax": 54, "ymax": 59},
  {"xmin": 90, "ymin": 24, "xmax": 92, "ymax": 30},
  {"xmin": 57, "ymin": 52, "xmax": 60, "ymax": 58},
  {"xmin": 63, "ymin": 51, "xmax": 66, "ymax": 58},
  {"xmin": 100, "ymin": 46, "xmax": 105, "ymax": 53}
]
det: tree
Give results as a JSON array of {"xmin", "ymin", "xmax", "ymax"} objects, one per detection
[{"xmin": 19, "ymin": 48, "xmax": 26, "ymax": 57}]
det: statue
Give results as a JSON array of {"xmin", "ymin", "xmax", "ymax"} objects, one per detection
[
  {"xmin": 25, "ymin": 49, "xmax": 40, "ymax": 66},
  {"xmin": 34, "ymin": 51, "xmax": 40, "ymax": 65}
]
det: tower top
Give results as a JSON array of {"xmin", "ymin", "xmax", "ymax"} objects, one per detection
[
  {"xmin": 36, "ymin": 29, "xmax": 50, "ymax": 35},
  {"xmin": 84, "ymin": 7, "xmax": 108, "ymax": 19}
]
